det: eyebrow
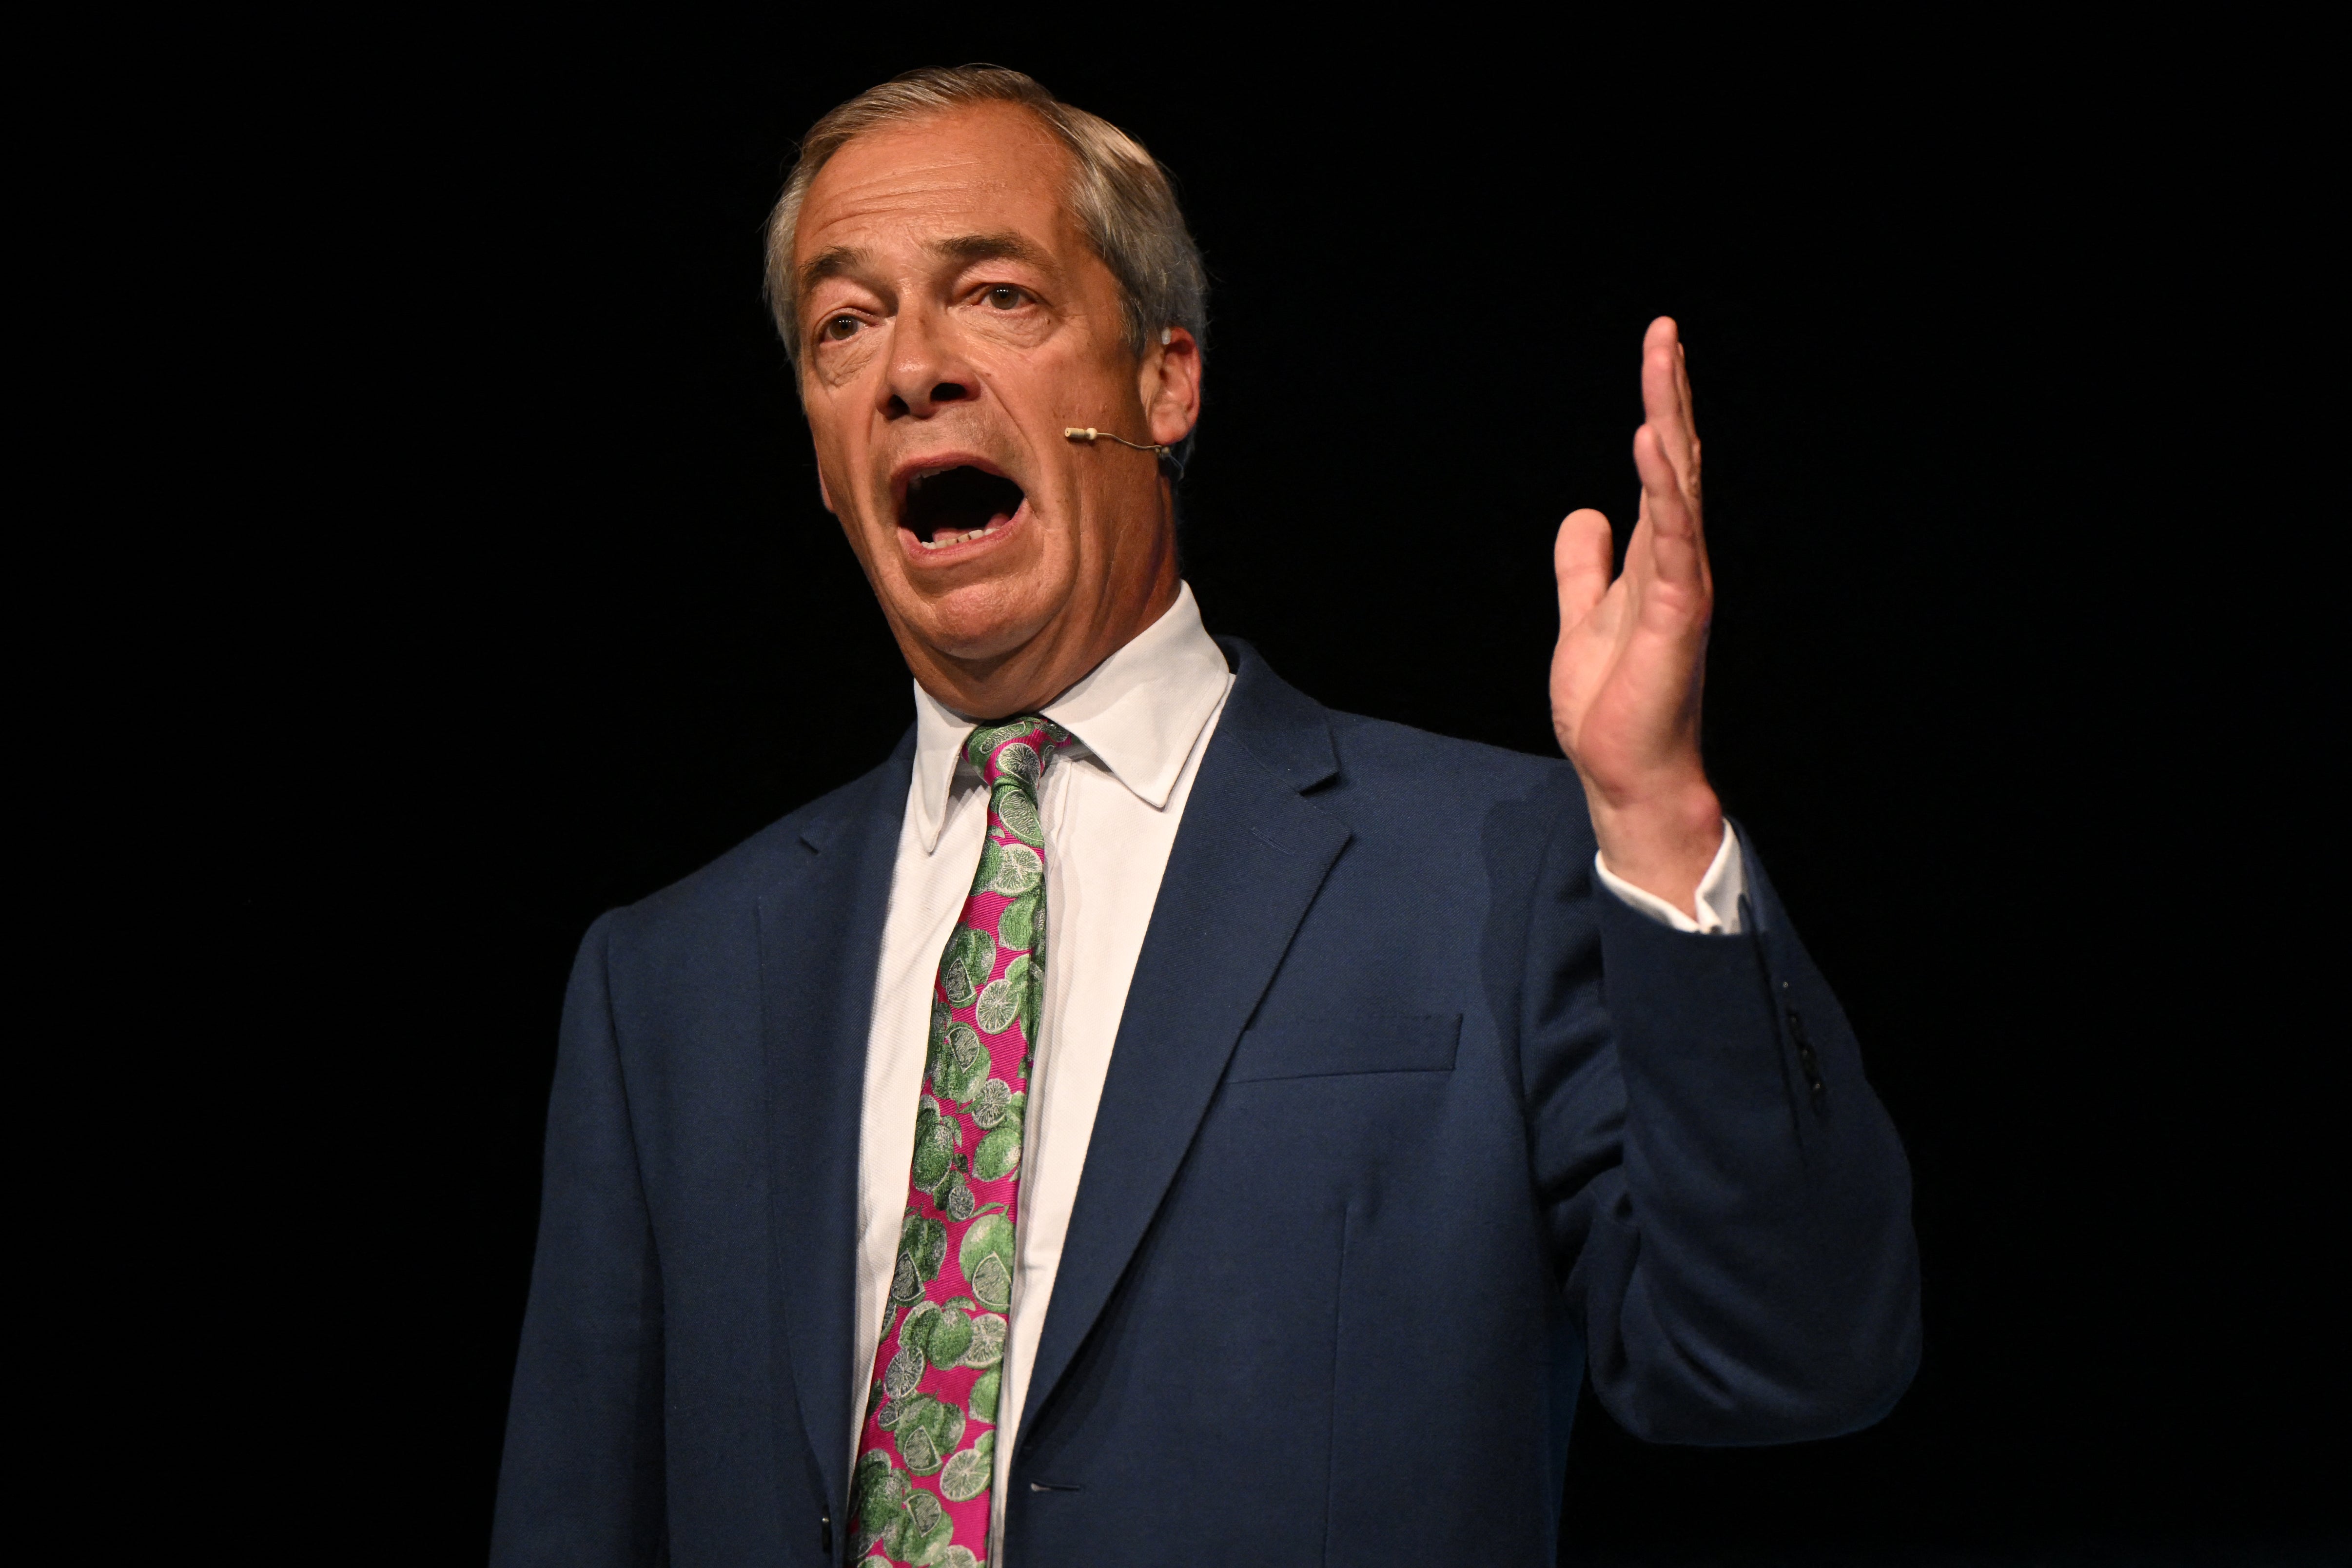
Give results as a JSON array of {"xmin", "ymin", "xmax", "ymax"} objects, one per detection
[
  {"xmin": 931, "ymin": 231, "xmax": 1051, "ymax": 271},
  {"xmin": 797, "ymin": 232, "xmax": 1053, "ymax": 305},
  {"xmin": 798, "ymin": 244, "xmax": 875, "ymax": 299}
]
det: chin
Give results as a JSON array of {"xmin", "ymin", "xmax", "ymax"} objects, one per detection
[{"xmin": 904, "ymin": 573, "xmax": 1063, "ymax": 667}]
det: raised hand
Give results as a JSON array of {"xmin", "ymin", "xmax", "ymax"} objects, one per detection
[{"xmin": 1551, "ymin": 317, "xmax": 1726, "ymax": 915}]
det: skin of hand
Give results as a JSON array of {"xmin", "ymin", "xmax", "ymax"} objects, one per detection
[
  {"xmin": 792, "ymin": 101, "xmax": 1201, "ymax": 720},
  {"xmin": 1551, "ymin": 317, "xmax": 1728, "ymax": 918}
]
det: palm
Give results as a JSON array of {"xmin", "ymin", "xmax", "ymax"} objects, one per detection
[{"xmin": 1550, "ymin": 318, "xmax": 1720, "ymax": 897}]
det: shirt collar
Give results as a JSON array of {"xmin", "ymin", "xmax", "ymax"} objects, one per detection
[{"xmin": 907, "ymin": 581, "xmax": 1232, "ymax": 854}]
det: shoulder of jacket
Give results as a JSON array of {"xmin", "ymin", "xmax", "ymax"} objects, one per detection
[
  {"xmin": 607, "ymin": 746, "xmax": 907, "ymax": 939},
  {"xmin": 1321, "ymin": 707, "xmax": 1578, "ymax": 795}
]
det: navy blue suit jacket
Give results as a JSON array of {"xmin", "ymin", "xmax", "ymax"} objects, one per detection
[{"xmin": 492, "ymin": 640, "xmax": 1920, "ymax": 1566}]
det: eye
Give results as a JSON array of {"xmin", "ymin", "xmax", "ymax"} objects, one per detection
[
  {"xmin": 822, "ymin": 314, "xmax": 861, "ymax": 341},
  {"xmin": 984, "ymin": 285, "xmax": 1025, "ymax": 311}
]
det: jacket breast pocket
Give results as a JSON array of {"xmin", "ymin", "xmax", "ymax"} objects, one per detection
[{"xmin": 1223, "ymin": 1012, "xmax": 1461, "ymax": 1084}]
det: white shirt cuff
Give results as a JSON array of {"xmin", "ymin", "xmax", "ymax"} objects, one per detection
[{"xmin": 1594, "ymin": 823, "xmax": 1746, "ymax": 934}]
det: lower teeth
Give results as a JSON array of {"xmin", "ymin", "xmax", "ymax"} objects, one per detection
[{"xmin": 919, "ymin": 525, "xmax": 998, "ymax": 550}]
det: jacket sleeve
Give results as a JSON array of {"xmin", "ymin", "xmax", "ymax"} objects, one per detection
[
  {"xmin": 490, "ymin": 912, "xmax": 669, "ymax": 1566},
  {"xmin": 1522, "ymin": 814, "xmax": 1921, "ymax": 1444}
]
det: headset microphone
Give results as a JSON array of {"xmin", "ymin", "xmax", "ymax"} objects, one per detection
[
  {"xmin": 1062, "ymin": 427, "xmax": 1171, "ymax": 459},
  {"xmin": 1063, "ymin": 426, "xmax": 1186, "ymax": 478}
]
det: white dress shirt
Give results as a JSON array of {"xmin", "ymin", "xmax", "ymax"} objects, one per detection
[{"xmin": 849, "ymin": 582, "xmax": 1746, "ymax": 1560}]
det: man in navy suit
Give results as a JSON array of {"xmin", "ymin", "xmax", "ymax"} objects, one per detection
[{"xmin": 492, "ymin": 65, "xmax": 1919, "ymax": 1567}]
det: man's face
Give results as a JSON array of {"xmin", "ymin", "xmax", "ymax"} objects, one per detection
[{"xmin": 793, "ymin": 103, "xmax": 1198, "ymax": 706}]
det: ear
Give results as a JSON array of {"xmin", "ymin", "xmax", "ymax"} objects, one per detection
[{"xmin": 1141, "ymin": 325, "xmax": 1203, "ymax": 449}]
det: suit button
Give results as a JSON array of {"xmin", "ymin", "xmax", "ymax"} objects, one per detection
[{"xmin": 1786, "ymin": 1004, "xmax": 1826, "ymax": 1106}]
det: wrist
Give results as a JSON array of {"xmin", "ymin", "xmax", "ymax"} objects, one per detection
[{"xmin": 1583, "ymin": 775, "xmax": 1725, "ymax": 916}]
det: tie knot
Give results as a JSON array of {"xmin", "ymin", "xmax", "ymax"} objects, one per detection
[{"xmin": 964, "ymin": 716, "xmax": 1070, "ymax": 790}]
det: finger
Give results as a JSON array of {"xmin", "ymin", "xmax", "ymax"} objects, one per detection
[
  {"xmin": 1671, "ymin": 327, "xmax": 1696, "ymax": 429},
  {"xmin": 1633, "ymin": 424, "xmax": 1705, "ymax": 581},
  {"xmin": 1640, "ymin": 317, "xmax": 1698, "ymax": 491},
  {"xmin": 1673, "ymin": 336, "xmax": 1703, "ymax": 496},
  {"xmin": 1554, "ymin": 508, "xmax": 1614, "ymax": 627}
]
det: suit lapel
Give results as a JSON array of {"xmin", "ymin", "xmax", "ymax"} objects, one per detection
[
  {"xmin": 1019, "ymin": 645, "xmax": 1351, "ymax": 1439},
  {"xmin": 758, "ymin": 734, "xmax": 911, "ymax": 1524}
]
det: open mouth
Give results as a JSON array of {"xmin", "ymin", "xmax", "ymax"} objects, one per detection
[{"xmin": 902, "ymin": 465, "xmax": 1026, "ymax": 549}]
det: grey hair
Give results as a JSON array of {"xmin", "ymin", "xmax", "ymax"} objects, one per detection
[{"xmin": 763, "ymin": 65, "xmax": 1207, "ymax": 375}]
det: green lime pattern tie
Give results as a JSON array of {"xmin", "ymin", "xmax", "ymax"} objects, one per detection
[{"xmin": 849, "ymin": 716, "xmax": 1072, "ymax": 1567}]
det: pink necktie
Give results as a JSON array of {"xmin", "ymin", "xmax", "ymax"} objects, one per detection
[{"xmin": 849, "ymin": 716, "xmax": 1072, "ymax": 1567}]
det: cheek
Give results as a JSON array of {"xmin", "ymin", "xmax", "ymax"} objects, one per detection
[
  {"xmin": 811, "ymin": 333, "xmax": 882, "ymax": 389},
  {"xmin": 800, "ymin": 397, "xmax": 873, "ymax": 504},
  {"xmin": 961, "ymin": 308, "xmax": 1055, "ymax": 353}
]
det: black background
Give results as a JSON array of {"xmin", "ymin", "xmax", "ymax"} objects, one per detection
[{"xmin": 254, "ymin": 19, "xmax": 2338, "ymax": 1564}]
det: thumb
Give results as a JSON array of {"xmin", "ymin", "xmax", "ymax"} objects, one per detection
[{"xmin": 1554, "ymin": 509, "xmax": 1613, "ymax": 630}]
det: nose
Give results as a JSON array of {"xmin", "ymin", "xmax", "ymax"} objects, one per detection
[{"xmin": 882, "ymin": 307, "xmax": 978, "ymax": 420}]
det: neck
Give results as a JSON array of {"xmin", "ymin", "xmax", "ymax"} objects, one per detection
[{"xmin": 910, "ymin": 561, "xmax": 1180, "ymax": 720}]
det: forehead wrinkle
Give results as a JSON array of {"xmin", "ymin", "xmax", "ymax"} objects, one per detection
[
  {"xmin": 806, "ymin": 146, "xmax": 1027, "ymax": 237},
  {"xmin": 793, "ymin": 110, "xmax": 1088, "ymax": 320}
]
